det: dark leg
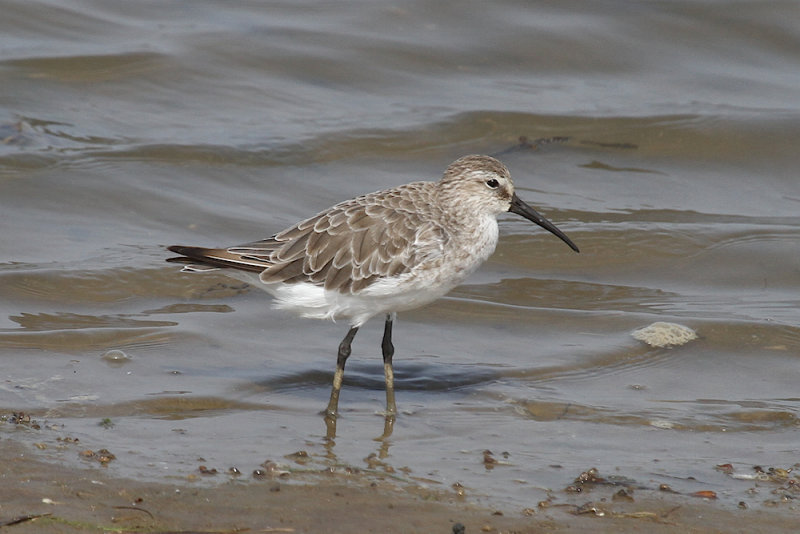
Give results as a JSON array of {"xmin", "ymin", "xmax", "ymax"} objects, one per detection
[
  {"xmin": 325, "ymin": 326, "xmax": 359, "ymax": 417},
  {"xmin": 382, "ymin": 314, "xmax": 397, "ymax": 416}
]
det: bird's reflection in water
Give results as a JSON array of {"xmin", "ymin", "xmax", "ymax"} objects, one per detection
[{"xmin": 323, "ymin": 413, "xmax": 395, "ymax": 462}]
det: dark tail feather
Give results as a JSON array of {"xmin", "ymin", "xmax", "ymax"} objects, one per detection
[{"xmin": 166, "ymin": 245, "xmax": 266, "ymax": 272}]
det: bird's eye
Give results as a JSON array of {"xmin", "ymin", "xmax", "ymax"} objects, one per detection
[{"xmin": 486, "ymin": 178, "xmax": 500, "ymax": 189}]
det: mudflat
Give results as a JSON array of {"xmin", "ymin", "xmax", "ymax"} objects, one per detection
[{"xmin": 2, "ymin": 439, "xmax": 797, "ymax": 534}]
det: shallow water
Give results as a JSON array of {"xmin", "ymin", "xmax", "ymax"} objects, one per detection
[{"xmin": 2, "ymin": 0, "xmax": 799, "ymax": 512}]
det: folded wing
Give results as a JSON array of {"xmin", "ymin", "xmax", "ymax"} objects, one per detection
[{"xmin": 168, "ymin": 183, "xmax": 447, "ymax": 294}]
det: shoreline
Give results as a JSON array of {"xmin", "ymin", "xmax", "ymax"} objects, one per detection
[{"xmin": 2, "ymin": 437, "xmax": 798, "ymax": 533}]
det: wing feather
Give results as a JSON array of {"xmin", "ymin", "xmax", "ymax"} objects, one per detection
[{"xmin": 169, "ymin": 181, "xmax": 448, "ymax": 293}]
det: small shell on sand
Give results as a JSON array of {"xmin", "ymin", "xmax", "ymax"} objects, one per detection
[{"xmin": 631, "ymin": 322, "xmax": 697, "ymax": 348}]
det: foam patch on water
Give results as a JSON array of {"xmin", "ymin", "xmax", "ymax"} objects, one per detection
[{"xmin": 631, "ymin": 322, "xmax": 697, "ymax": 348}]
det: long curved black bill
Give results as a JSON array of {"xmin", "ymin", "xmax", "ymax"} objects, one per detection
[{"xmin": 509, "ymin": 193, "xmax": 580, "ymax": 253}]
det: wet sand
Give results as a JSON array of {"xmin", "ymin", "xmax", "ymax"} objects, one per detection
[{"xmin": 2, "ymin": 438, "xmax": 797, "ymax": 534}]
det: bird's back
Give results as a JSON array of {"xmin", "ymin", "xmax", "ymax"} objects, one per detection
[{"xmin": 169, "ymin": 180, "xmax": 451, "ymax": 295}]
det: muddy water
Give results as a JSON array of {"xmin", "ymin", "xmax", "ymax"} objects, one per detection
[{"xmin": 2, "ymin": 0, "xmax": 799, "ymax": 513}]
